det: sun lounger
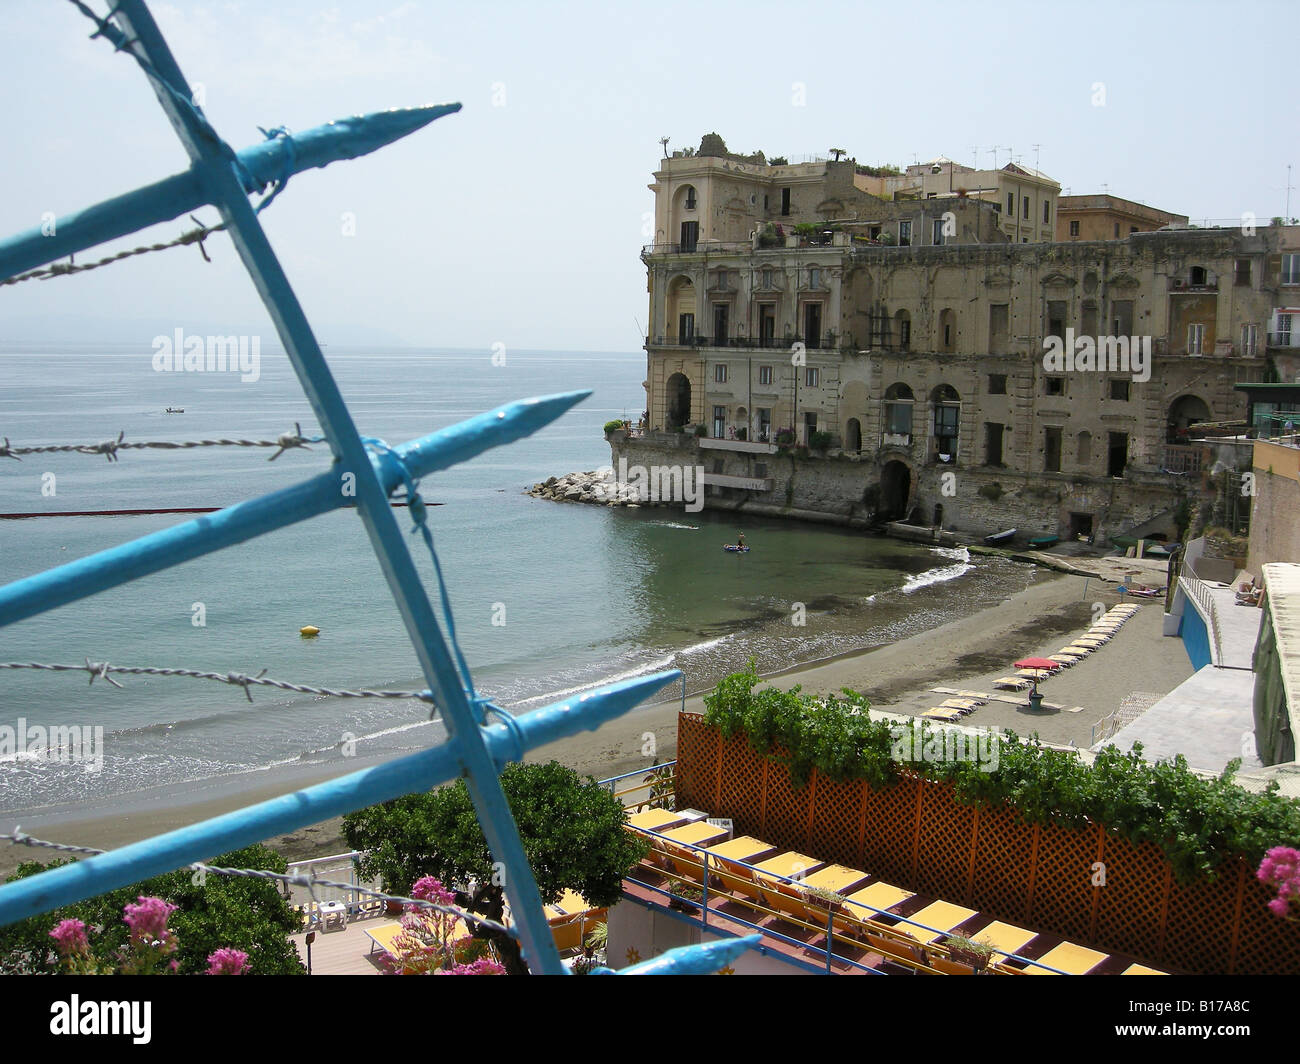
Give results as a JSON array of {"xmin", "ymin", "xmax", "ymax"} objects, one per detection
[
  {"xmin": 1121, "ymin": 962, "xmax": 1167, "ymax": 975},
  {"xmin": 939, "ymin": 698, "xmax": 981, "ymax": 709},
  {"xmin": 969, "ymin": 920, "xmax": 1037, "ymax": 964},
  {"xmin": 897, "ymin": 900, "xmax": 979, "ymax": 944},
  {"xmin": 1024, "ymin": 940, "xmax": 1109, "ymax": 975},
  {"xmin": 1048, "ymin": 654, "xmax": 1082, "ymax": 666},
  {"xmin": 993, "ymin": 677, "xmax": 1031, "ymax": 690},
  {"xmin": 865, "ymin": 932, "xmax": 938, "ymax": 975},
  {"xmin": 922, "ymin": 707, "xmax": 965, "ymax": 722},
  {"xmin": 841, "ymin": 881, "xmax": 914, "ymax": 931}
]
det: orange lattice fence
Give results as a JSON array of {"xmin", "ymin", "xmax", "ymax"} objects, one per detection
[{"xmin": 675, "ymin": 713, "xmax": 1300, "ymax": 974}]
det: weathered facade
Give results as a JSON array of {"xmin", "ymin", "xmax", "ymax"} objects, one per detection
[{"xmin": 637, "ymin": 138, "xmax": 1296, "ymax": 541}]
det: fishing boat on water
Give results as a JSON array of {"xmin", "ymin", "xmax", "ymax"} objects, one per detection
[{"xmin": 984, "ymin": 528, "xmax": 1016, "ymax": 546}]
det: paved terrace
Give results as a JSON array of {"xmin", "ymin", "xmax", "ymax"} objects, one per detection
[{"xmin": 1103, "ymin": 577, "xmax": 1264, "ymax": 773}]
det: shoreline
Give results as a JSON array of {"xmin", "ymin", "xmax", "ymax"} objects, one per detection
[{"xmin": 1, "ymin": 567, "xmax": 1192, "ymax": 885}]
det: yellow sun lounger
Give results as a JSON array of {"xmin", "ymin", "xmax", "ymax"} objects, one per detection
[
  {"xmin": 993, "ymin": 677, "xmax": 1031, "ymax": 690},
  {"xmin": 1025, "ymin": 940, "xmax": 1109, "ymax": 974},
  {"xmin": 922, "ymin": 707, "xmax": 965, "ymax": 722}
]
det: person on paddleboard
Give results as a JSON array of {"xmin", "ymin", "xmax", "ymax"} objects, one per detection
[{"xmin": 737, "ymin": 531, "xmax": 745, "ymax": 549}]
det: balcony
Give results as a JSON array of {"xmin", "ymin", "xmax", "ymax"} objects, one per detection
[
  {"xmin": 641, "ymin": 241, "xmax": 753, "ymax": 261},
  {"xmin": 1168, "ymin": 278, "xmax": 1219, "ymax": 292},
  {"xmin": 1268, "ymin": 331, "xmax": 1298, "ymax": 348},
  {"xmin": 645, "ymin": 334, "xmax": 843, "ymax": 351},
  {"xmin": 699, "ymin": 437, "xmax": 778, "ymax": 455}
]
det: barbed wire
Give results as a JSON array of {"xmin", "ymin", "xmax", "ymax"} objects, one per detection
[
  {"xmin": 1, "ymin": 215, "xmax": 228, "ymax": 288},
  {"xmin": 0, "ymin": 829, "xmax": 519, "ymax": 942},
  {"xmin": 0, "ymin": 659, "xmax": 436, "ymax": 705},
  {"xmin": 0, "ymin": 424, "xmax": 322, "ymax": 463}
]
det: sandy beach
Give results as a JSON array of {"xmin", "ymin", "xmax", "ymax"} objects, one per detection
[{"xmin": 0, "ymin": 565, "xmax": 1193, "ymax": 884}]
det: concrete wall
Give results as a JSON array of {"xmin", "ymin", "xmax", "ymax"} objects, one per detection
[{"xmin": 1247, "ymin": 441, "xmax": 1300, "ymax": 575}]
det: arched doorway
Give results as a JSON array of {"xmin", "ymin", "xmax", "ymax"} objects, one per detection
[
  {"xmin": 880, "ymin": 460, "xmax": 912, "ymax": 520},
  {"xmin": 845, "ymin": 417, "xmax": 861, "ymax": 453},
  {"xmin": 666, "ymin": 372, "xmax": 691, "ymax": 430},
  {"xmin": 1167, "ymin": 395, "xmax": 1211, "ymax": 443}
]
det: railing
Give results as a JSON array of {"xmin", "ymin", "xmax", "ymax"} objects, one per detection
[
  {"xmin": 645, "ymin": 334, "xmax": 843, "ymax": 350},
  {"xmin": 1160, "ymin": 444, "xmax": 1204, "ymax": 473},
  {"xmin": 0, "ymin": 1, "xmax": 756, "ymax": 978},
  {"xmin": 1181, "ymin": 572, "xmax": 1224, "ymax": 665},
  {"xmin": 599, "ymin": 761, "xmax": 678, "ymax": 810},
  {"xmin": 641, "ymin": 241, "xmax": 754, "ymax": 257},
  {"xmin": 623, "ymin": 826, "xmax": 1077, "ymax": 975}
]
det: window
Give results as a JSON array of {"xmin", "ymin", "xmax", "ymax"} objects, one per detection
[
  {"xmin": 713, "ymin": 406, "xmax": 726, "ymax": 439},
  {"xmin": 803, "ymin": 303, "xmax": 822, "ymax": 349},
  {"xmin": 761, "ymin": 268, "xmax": 773, "ymax": 289},
  {"xmin": 897, "ymin": 314, "xmax": 911, "ymax": 349},
  {"xmin": 1114, "ymin": 222, "xmax": 1120, "ymax": 238},
  {"xmin": 781, "ymin": 188, "xmax": 791, "ymax": 216},
  {"xmin": 1111, "ymin": 300, "xmax": 1134, "ymax": 336},
  {"xmin": 1279, "ymin": 313, "xmax": 1293, "ymax": 346},
  {"xmin": 1283, "ymin": 254, "xmax": 1300, "ymax": 285},
  {"xmin": 1129, "ymin": 226, "xmax": 1138, "ymax": 234},
  {"xmin": 1045, "ymin": 377, "xmax": 1064, "ymax": 396},
  {"xmin": 712, "ymin": 303, "xmax": 729, "ymax": 342},
  {"xmin": 763, "ymin": 194, "xmax": 769, "ymax": 212},
  {"xmin": 805, "ymin": 367, "xmax": 820, "ymax": 387},
  {"xmin": 933, "ymin": 403, "xmax": 959, "ymax": 462},
  {"xmin": 759, "ymin": 303, "xmax": 776, "ymax": 344},
  {"xmin": 714, "ymin": 363, "xmax": 727, "ymax": 383},
  {"xmin": 684, "ymin": 185, "xmax": 697, "ymax": 210},
  {"xmin": 1044, "ymin": 426, "xmax": 1062, "ymax": 473},
  {"xmin": 759, "ymin": 365, "xmax": 774, "ymax": 386},
  {"xmin": 1241, "ymin": 324, "xmax": 1257, "ymax": 356},
  {"xmin": 809, "ymin": 267, "xmax": 821, "ymax": 288},
  {"xmin": 884, "ymin": 383, "xmax": 914, "ymax": 437},
  {"xmin": 1189, "ymin": 266, "xmax": 1208, "ymax": 286},
  {"xmin": 1187, "ymin": 323, "xmax": 1205, "ymax": 355},
  {"xmin": 1109, "ymin": 378, "xmax": 1131, "ymax": 401},
  {"xmin": 988, "ymin": 374, "xmax": 1007, "ymax": 395},
  {"xmin": 754, "ymin": 462, "xmax": 767, "ymax": 478},
  {"xmin": 680, "ymin": 220, "xmax": 698, "ymax": 252},
  {"xmin": 1069, "ymin": 220, "xmax": 1080, "ymax": 237},
  {"xmin": 1235, "ymin": 259, "xmax": 1252, "ymax": 286},
  {"xmin": 1022, "ymin": 195, "xmax": 1030, "ymax": 219},
  {"xmin": 1043, "ymin": 199, "xmax": 1051, "ymax": 224},
  {"xmin": 678, "ymin": 312, "xmax": 695, "ymax": 343},
  {"xmin": 899, "ymin": 220, "xmax": 912, "ymax": 246},
  {"xmin": 757, "ymin": 408, "xmax": 771, "ymax": 440},
  {"xmin": 1007, "ymin": 192, "xmax": 1014, "ymax": 215},
  {"xmin": 1108, "ymin": 431, "xmax": 1128, "ymax": 478},
  {"xmin": 984, "ymin": 422, "xmax": 1004, "ymax": 466},
  {"xmin": 803, "ymin": 412, "xmax": 818, "ymax": 442},
  {"xmin": 932, "ymin": 218, "xmax": 946, "ymax": 246}
]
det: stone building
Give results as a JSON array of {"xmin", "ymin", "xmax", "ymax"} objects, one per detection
[{"xmin": 634, "ymin": 138, "xmax": 1294, "ymax": 543}]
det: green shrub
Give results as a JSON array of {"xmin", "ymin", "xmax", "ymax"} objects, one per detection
[
  {"xmin": 603, "ymin": 419, "xmax": 625, "ymax": 434},
  {"xmin": 809, "ymin": 430, "xmax": 832, "ymax": 452},
  {"xmin": 699, "ymin": 665, "xmax": 1300, "ymax": 881}
]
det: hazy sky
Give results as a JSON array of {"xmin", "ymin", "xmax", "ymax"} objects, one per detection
[{"xmin": 1, "ymin": 0, "xmax": 1295, "ymax": 352}]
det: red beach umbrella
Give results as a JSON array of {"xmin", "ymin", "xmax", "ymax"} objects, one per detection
[{"xmin": 1013, "ymin": 657, "xmax": 1061, "ymax": 671}]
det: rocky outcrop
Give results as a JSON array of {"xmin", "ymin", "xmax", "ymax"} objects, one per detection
[{"xmin": 525, "ymin": 468, "xmax": 651, "ymax": 508}]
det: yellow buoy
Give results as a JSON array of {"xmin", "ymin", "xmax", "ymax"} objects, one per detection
[{"xmin": 300, "ymin": 625, "xmax": 320, "ymax": 637}]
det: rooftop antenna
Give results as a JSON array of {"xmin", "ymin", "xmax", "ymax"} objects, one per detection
[
  {"xmin": 1102, "ymin": 182, "xmax": 1111, "ymax": 196},
  {"xmin": 990, "ymin": 146, "xmax": 1001, "ymax": 168},
  {"xmin": 969, "ymin": 145, "xmax": 980, "ymax": 167},
  {"xmin": 1288, "ymin": 163, "xmax": 1294, "ymax": 221},
  {"xmin": 1032, "ymin": 143, "xmax": 1041, "ymax": 173},
  {"xmin": 659, "ymin": 136, "xmax": 670, "ymax": 159}
]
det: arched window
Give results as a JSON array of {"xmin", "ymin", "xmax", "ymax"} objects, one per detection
[
  {"xmin": 930, "ymin": 384, "xmax": 960, "ymax": 463},
  {"xmin": 683, "ymin": 185, "xmax": 697, "ymax": 210},
  {"xmin": 938, "ymin": 308, "xmax": 956, "ymax": 352},
  {"xmin": 883, "ymin": 383, "xmax": 914, "ymax": 438}
]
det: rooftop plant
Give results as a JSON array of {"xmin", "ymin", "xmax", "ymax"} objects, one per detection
[{"xmin": 701, "ymin": 662, "xmax": 1300, "ymax": 881}]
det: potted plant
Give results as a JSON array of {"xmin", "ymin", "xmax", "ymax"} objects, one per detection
[
  {"xmin": 667, "ymin": 878, "xmax": 703, "ymax": 914},
  {"xmin": 571, "ymin": 922, "xmax": 608, "ymax": 975},
  {"xmin": 943, "ymin": 933, "xmax": 995, "ymax": 972}
]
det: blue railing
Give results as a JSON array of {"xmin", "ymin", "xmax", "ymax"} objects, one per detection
[
  {"xmin": 624, "ymin": 825, "xmax": 1075, "ymax": 975},
  {"xmin": 0, "ymin": 1, "xmax": 757, "ymax": 976}
]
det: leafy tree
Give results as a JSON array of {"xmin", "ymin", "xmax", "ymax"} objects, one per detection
[
  {"xmin": 0, "ymin": 844, "xmax": 305, "ymax": 975},
  {"xmin": 342, "ymin": 761, "xmax": 650, "ymax": 974}
]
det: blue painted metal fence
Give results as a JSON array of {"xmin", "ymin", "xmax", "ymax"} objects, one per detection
[{"xmin": 0, "ymin": 0, "xmax": 755, "ymax": 976}]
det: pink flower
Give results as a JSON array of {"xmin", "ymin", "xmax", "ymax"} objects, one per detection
[
  {"xmin": 435, "ymin": 957, "xmax": 506, "ymax": 975},
  {"xmin": 409, "ymin": 876, "xmax": 456, "ymax": 908},
  {"xmin": 1258, "ymin": 846, "xmax": 1300, "ymax": 921},
  {"xmin": 205, "ymin": 948, "xmax": 250, "ymax": 975},
  {"xmin": 49, "ymin": 918, "xmax": 90, "ymax": 958},
  {"xmin": 123, "ymin": 896, "xmax": 178, "ymax": 945}
]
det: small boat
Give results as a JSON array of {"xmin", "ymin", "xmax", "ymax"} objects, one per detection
[
  {"xmin": 723, "ymin": 544, "xmax": 750, "ymax": 553},
  {"xmin": 984, "ymin": 529, "xmax": 1016, "ymax": 546},
  {"xmin": 1028, "ymin": 535, "xmax": 1060, "ymax": 549},
  {"xmin": 164, "ymin": 407, "xmax": 185, "ymax": 414}
]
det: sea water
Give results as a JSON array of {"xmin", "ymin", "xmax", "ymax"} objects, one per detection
[{"xmin": 0, "ymin": 345, "xmax": 1032, "ymax": 815}]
